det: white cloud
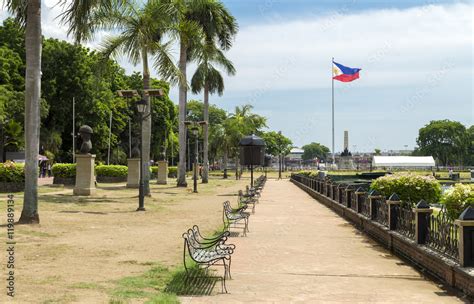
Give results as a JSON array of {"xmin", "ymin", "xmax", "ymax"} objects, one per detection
[{"xmin": 222, "ymin": 3, "xmax": 472, "ymax": 92}]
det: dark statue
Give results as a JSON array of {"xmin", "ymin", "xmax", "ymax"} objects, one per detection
[{"xmin": 79, "ymin": 125, "xmax": 93, "ymax": 154}]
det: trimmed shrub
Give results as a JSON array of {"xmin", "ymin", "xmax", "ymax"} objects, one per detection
[
  {"xmin": 51, "ymin": 163, "xmax": 76, "ymax": 178},
  {"xmin": 168, "ymin": 166, "xmax": 177, "ymax": 178},
  {"xmin": 297, "ymin": 170, "xmax": 318, "ymax": 178},
  {"xmin": 150, "ymin": 166, "xmax": 158, "ymax": 179},
  {"xmin": 442, "ymin": 183, "xmax": 474, "ymax": 220},
  {"xmin": 371, "ymin": 172, "xmax": 442, "ymax": 205},
  {"xmin": 0, "ymin": 161, "xmax": 25, "ymax": 183},
  {"xmin": 95, "ymin": 165, "xmax": 128, "ymax": 177}
]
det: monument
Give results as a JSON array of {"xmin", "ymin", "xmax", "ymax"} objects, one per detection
[
  {"xmin": 74, "ymin": 125, "xmax": 96, "ymax": 196},
  {"xmin": 338, "ymin": 130, "xmax": 355, "ymax": 170},
  {"xmin": 127, "ymin": 139, "xmax": 140, "ymax": 188}
]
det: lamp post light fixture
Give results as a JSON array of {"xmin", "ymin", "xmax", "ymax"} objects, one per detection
[
  {"xmin": 117, "ymin": 89, "xmax": 163, "ymax": 212},
  {"xmin": 184, "ymin": 120, "xmax": 206, "ymax": 193},
  {"xmin": 136, "ymin": 98, "xmax": 147, "ymax": 211}
]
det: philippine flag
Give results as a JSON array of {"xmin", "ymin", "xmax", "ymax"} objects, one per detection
[{"xmin": 332, "ymin": 61, "xmax": 361, "ymax": 82}]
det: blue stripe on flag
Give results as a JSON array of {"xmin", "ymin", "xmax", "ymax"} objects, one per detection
[{"xmin": 333, "ymin": 61, "xmax": 361, "ymax": 75}]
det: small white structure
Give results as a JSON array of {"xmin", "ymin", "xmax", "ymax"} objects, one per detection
[
  {"xmin": 372, "ymin": 156, "xmax": 435, "ymax": 169},
  {"xmin": 287, "ymin": 147, "xmax": 304, "ymax": 160}
]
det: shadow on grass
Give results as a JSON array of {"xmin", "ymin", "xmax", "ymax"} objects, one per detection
[
  {"xmin": 165, "ymin": 266, "xmax": 221, "ymax": 296},
  {"xmin": 108, "ymin": 263, "xmax": 222, "ymax": 304}
]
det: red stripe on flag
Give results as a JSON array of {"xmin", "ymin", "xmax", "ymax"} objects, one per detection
[{"xmin": 333, "ymin": 72, "xmax": 360, "ymax": 82}]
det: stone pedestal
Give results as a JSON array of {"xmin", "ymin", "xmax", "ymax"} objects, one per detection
[
  {"xmin": 127, "ymin": 158, "xmax": 140, "ymax": 188},
  {"xmin": 73, "ymin": 154, "xmax": 96, "ymax": 196},
  {"xmin": 157, "ymin": 160, "xmax": 168, "ymax": 185},
  {"xmin": 338, "ymin": 156, "xmax": 355, "ymax": 170}
]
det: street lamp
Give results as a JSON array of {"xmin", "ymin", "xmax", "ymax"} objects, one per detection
[
  {"xmin": 184, "ymin": 120, "xmax": 206, "ymax": 193},
  {"xmin": 117, "ymin": 89, "xmax": 163, "ymax": 212},
  {"xmin": 136, "ymin": 98, "xmax": 147, "ymax": 211}
]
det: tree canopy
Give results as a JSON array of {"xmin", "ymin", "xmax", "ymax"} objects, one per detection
[
  {"xmin": 301, "ymin": 142, "xmax": 330, "ymax": 161},
  {"xmin": 416, "ymin": 119, "xmax": 471, "ymax": 166}
]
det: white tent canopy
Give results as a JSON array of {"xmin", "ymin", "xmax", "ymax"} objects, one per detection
[{"xmin": 372, "ymin": 156, "xmax": 435, "ymax": 168}]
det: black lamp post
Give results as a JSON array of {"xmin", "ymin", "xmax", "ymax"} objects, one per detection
[
  {"xmin": 184, "ymin": 120, "xmax": 206, "ymax": 193},
  {"xmin": 192, "ymin": 127, "xmax": 199, "ymax": 193},
  {"xmin": 136, "ymin": 98, "xmax": 147, "ymax": 211}
]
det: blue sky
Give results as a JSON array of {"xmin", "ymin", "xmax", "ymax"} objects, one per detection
[{"xmin": 1, "ymin": 0, "xmax": 472, "ymax": 152}]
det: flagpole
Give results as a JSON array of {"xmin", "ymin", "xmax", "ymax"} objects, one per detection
[{"xmin": 331, "ymin": 57, "xmax": 335, "ymax": 166}]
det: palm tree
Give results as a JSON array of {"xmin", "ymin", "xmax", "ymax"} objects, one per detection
[
  {"xmin": 164, "ymin": 0, "xmax": 237, "ymax": 187},
  {"xmin": 190, "ymin": 42, "xmax": 235, "ymax": 183},
  {"xmin": 93, "ymin": 0, "xmax": 179, "ymax": 195},
  {"xmin": 5, "ymin": 0, "xmax": 41, "ymax": 223}
]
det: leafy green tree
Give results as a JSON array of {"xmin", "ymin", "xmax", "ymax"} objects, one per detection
[
  {"xmin": 302, "ymin": 142, "xmax": 330, "ymax": 161},
  {"xmin": 261, "ymin": 131, "xmax": 292, "ymax": 157},
  {"xmin": 374, "ymin": 148, "xmax": 381, "ymax": 156},
  {"xmin": 190, "ymin": 41, "xmax": 235, "ymax": 183},
  {"xmin": 416, "ymin": 120, "xmax": 467, "ymax": 166}
]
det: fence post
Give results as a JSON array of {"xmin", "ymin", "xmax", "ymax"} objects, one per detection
[
  {"xmin": 387, "ymin": 193, "xmax": 401, "ymax": 230},
  {"xmin": 338, "ymin": 184, "xmax": 345, "ymax": 204},
  {"xmin": 455, "ymin": 206, "xmax": 474, "ymax": 267},
  {"xmin": 355, "ymin": 187, "xmax": 365, "ymax": 213},
  {"xmin": 369, "ymin": 190, "xmax": 383, "ymax": 221},
  {"xmin": 413, "ymin": 199, "xmax": 432, "ymax": 245},
  {"xmin": 345, "ymin": 186, "xmax": 353, "ymax": 208}
]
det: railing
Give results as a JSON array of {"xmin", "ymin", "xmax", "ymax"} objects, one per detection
[
  {"xmin": 373, "ymin": 198, "xmax": 388, "ymax": 227},
  {"xmin": 350, "ymin": 192, "xmax": 358, "ymax": 212},
  {"xmin": 360, "ymin": 193, "xmax": 371, "ymax": 218},
  {"xmin": 426, "ymin": 206, "xmax": 459, "ymax": 260},
  {"xmin": 395, "ymin": 204, "xmax": 415, "ymax": 239}
]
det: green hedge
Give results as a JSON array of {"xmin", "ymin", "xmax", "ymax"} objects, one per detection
[
  {"xmin": 52, "ymin": 163, "xmax": 76, "ymax": 178},
  {"xmin": 442, "ymin": 183, "xmax": 474, "ymax": 220},
  {"xmin": 0, "ymin": 162, "xmax": 25, "ymax": 183},
  {"xmin": 96, "ymin": 165, "xmax": 127, "ymax": 177},
  {"xmin": 296, "ymin": 170, "xmax": 319, "ymax": 178},
  {"xmin": 371, "ymin": 172, "xmax": 441, "ymax": 205},
  {"xmin": 168, "ymin": 166, "xmax": 177, "ymax": 178}
]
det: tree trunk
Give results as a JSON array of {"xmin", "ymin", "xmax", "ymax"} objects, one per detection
[
  {"xmin": 235, "ymin": 155, "xmax": 238, "ymax": 180},
  {"xmin": 142, "ymin": 50, "xmax": 151, "ymax": 196},
  {"xmin": 202, "ymin": 83, "xmax": 210, "ymax": 183},
  {"xmin": 223, "ymin": 149, "xmax": 228, "ymax": 179},
  {"xmin": 177, "ymin": 40, "xmax": 187, "ymax": 187},
  {"xmin": 19, "ymin": 0, "xmax": 41, "ymax": 224}
]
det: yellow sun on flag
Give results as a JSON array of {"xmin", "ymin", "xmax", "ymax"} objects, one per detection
[{"xmin": 332, "ymin": 67, "xmax": 340, "ymax": 76}]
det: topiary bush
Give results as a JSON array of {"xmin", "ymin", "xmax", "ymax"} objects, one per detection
[
  {"xmin": 297, "ymin": 170, "xmax": 318, "ymax": 178},
  {"xmin": 0, "ymin": 161, "xmax": 25, "ymax": 183},
  {"xmin": 442, "ymin": 183, "xmax": 474, "ymax": 220},
  {"xmin": 52, "ymin": 163, "xmax": 76, "ymax": 178},
  {"xmin": 168, "ymin": 166, "xmax": 177, "ymax": 178},
  {"xmin": 150, "ymin": 166, "xmax": 158, "ymax": 179},
  {"xmin": 371, "ymin": 172, "xmax": 441, "ymax": 205},
  {"xmin": 95, "ymin": 165, "xmax": 128, "ymax": 177}
]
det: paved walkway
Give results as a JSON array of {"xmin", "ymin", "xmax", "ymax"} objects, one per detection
[{"xmin": 182, "ymin": 179, "xmax": 465, "ymax": 303}]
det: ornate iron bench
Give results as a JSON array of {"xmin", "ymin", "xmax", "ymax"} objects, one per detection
[
  {"xmin": 182, "ymin": 227, "xmax": 234, "ymax": 293},
  {"xmin": 223, "ymin": 201, "xmax": 250, "ymax": 236}
]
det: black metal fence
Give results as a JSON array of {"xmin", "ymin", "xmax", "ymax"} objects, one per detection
[
  {"xmin": 427, "ymin": 206, "xmax": 459, "ymax": 259},
  {"xmin": 291, "ymin": 174, "xmax": 461, "ymax": 262}
]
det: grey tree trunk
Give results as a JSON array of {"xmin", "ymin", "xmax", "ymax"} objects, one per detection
[
  {"xmin": 202, "ymin": 83, "xmax": 209, "ymax": 183},
  {"xmin": 177, "ymin": 40, "xmax": 187, "ymax": 187},
  {"xmin": 235, "ymin": 155, "xmax": 238, "ymax": 180},
  {"xmin": 19, "ymin": 0, "xmax": 41, "ymax": 224},
  {"xmin": 223, "ymin": 149, "xmax": 228, "ymax": 179},
  {"xmin": 142, "ymin": 50, "xmax": 151, "ymax": 196}
]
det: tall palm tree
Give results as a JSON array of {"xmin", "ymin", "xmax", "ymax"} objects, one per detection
[
  {"xmin": 164, "ymin": 0, "xmax": 237, "ymax": 187},
  {"xmin": 93, "ymin": 0, "xmax": 179, "ymax": 195},
  {"xmin": 5, "ymin": 0, "xmax": 41, "ymax": 223},
  {"xmin": 190, "ymin": 42, "xmax": 235, "ymax": 183}
]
